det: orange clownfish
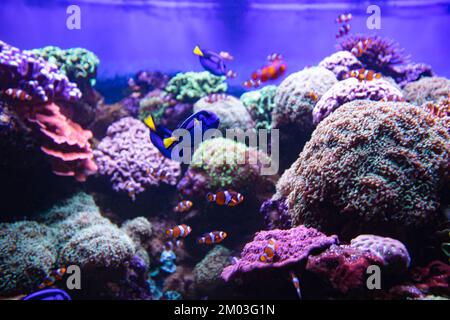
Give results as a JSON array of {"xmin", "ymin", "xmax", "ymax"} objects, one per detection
[
  {"xmin": 259, "ymin": 238, "xmax": 278, "ymax": 262},
  {"xmin": 174, "ymin": 200, "xmax": 193, "ymax": 213},
  {"xmin": 204, "ymin": 93, "xmax": 229, "ymax": 104},
  {"xmin": 251, "ymin": 57, "xmax": 287, "ymax": 83},
  {"xmin": 166, "ymin": 224, "xmax": 192, "ymax": 238},
  {"xmin": 290, "ymin": 271, "xmax": 302, "ymax": 299},
  {"xmin": 381, "ymin": 95, "xmax": 405, "ymax": 102},
  {"xmin": 336, "ymin": 24, "xmax": 351, "ymax": 39},
  {"xmin": 38, "ymin": 267, "xmax": 67, "ymax": 289},
  {"xmin": 3, "ymin": 88, "xmax": 32, "ymax": 101},
  {"xmin": 347, "ymin": 68, "xmax": 382, "ymax": 82},
  {"xmin": 197, "ymin": 231, "xmax": 227, "ymax": 245},
  {"xmin": 308, "ymin": 91, "xmax": 319, "ymax": 102},
  {"xmin": 335, "ymin": 13, "xmax": 352, "ymax": 23},
  {"xmin": 243, "ymin": 79, "xmax": 262, "ymax": 89},
  {"xmin": 206, "ymin": 190, "xmax": 244, "ymax": 207},
  {"xmin": 147, "ymin": 167, "xmax": 172, "ymax": 182},
  {"xmin": 351, "ymin": 38, "xmax": 373, "ymax": 57}
]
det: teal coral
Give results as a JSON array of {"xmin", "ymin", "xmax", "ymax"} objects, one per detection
[
  {"xmin": 165, "ymin": 71, "xmax": 227, "ymax": 103},
  {"xmin": 29, "ymin": 46, "xmax": 99, "ymax": 88},
  {"xmin": 240, "ymin": 85, "xmax": 277, "ymax": 130}
]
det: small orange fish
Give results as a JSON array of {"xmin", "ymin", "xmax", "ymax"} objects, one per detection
[
  {"xmin": 290, "ymin": 271, "xmax": 302, "ymax": 299},
  {"xmin": 38, "ymin": 267, "xmax": 67, "ymax": 289},
  {"xmin": 351, "ymin": 38, "xmax": 373, "ymax": 57},
  {"xmin": 147, "ymin": 167, "xmax": 172, "ymax": 182},
  {"xmin": 243, "ymin": 79, "xmax": 262, "ymax": 89},
  {"xmin": 251, "ymin": 58, "xmax": 286, "ymax": 83},
  {"xmin": 382, "ymin": 95, "xmax": 405, "ymax": 102},
  {"xmin": 197, "ymin": 231, "xmax": 227, "ymax": 245},
  {"xmin": 267, "ymin": 53, "xmax": 283, "ymax": 62},
  {"xmin": 166, "ymin": 224, "xmax": 192, "ymax": 238},
  {"xmin": 347, "ymin": 68, "xmax": 381, "ymax": 82},
  {"xmin": 336, "ymin": 24, "xmax": 351, "ymax": 39},
  {"xmin": 308, "ymin": 91, "xmax": 318, "ymax": 102},
  {"xmin": 259, "ymin": 238, "xmax": 278, "ymax": 262},
  {"xmin": 219, "ymin": 51, "xmax": 234, "ymax": 61},
  {"xmin": 3, "ymin": 88, "xmax": 32, "ymax": 101},
  {"xmin": 204, "ymin": 93, "xmax": 229, "ymax": 104},
  {"xmin": 174, "ymin": 200, "xmax": 193, "ymax": 213},
  {"xmin": 206, "ymin": 190, "xmax": 244, "ymax": 207}
]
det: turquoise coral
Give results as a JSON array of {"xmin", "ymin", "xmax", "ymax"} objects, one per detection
[
  {"xmin": 240, "ymin": 85, "xmax": 277, "ymax": 130},
  {"xmin": 165, "ymin": 71, "xmax": 227, "ymax": 103}
]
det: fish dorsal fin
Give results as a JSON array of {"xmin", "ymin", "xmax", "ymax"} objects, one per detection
[
  {"xmin": 164, "ymin": 136, "xmax": 179, "ymax": 149},
  {"xmin": 193, "ymin": 46, "xmax": 204, "ymax": 57},
  {"xmin": 144, "ymin": 115, "xmax": 157, "ymax": 132}
]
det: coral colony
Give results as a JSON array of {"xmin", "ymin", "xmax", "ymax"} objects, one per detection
[{"xmin": 0, "ymin": 4, "xmax": 449, "ymax": 302}]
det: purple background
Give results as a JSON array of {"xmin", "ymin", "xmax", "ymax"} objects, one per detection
[{"xmin": 0, "ymin": 0, "xmax": 449, "ymax": 86}]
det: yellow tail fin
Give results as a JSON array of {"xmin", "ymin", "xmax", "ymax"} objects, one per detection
[
  {"xmin": 164, "ymin": 136, "xmax": 179, "ymax": 149},
  {"xmin": 144, "ymin": 115, "xmax": 156, "ymax": 132},
  {"xmin": 193, "ymin": 45, "xmax": 204, "ymax": 57}
]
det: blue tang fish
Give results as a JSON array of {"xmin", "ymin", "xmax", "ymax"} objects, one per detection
[
  {"xmin": 144, "ymin": 110, "xmax": 220, "ymax": 159},
  {"xmin": 193, "ymin": 46, "xmax": 237, "ymax": 78},
  {"xmin": 23, "ymin": 288, "xmax": 71, "ymax": 300}
]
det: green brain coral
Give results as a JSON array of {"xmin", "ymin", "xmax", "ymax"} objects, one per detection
[
  {"xmin": 165, "ymin": 71, "xmax": 227, "ymax": 103},
  {"xmin": 29, "ymin": 46, "xmax": 99, "ymax": 88},
  {"xmin": 240, "ymin": 85, "xmax": 277, "ymax": 130}
]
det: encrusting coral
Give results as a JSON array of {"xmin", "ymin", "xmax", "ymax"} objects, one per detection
[{"xmin": 240, "ymin": 85, "xmax": 277, "ymax": 130}]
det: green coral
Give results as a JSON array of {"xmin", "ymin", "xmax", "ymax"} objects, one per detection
[
  {"xmin": 240, "ymin": 85, "xmax": 277, "ymax": 130},
  {"xmin": 191, "ymin": 137, "xmax": 274, "ymax": 193},
  {"xmin": 29, "ymin": 46, "xmax": 99, "ymax": 88},
  {"xmin": 165, "ymin": 71, "xmax": 227, "ymax": 103},
  {"xmin": 138, "ymin": 94, "xmax": 167, "ymax": 122}
]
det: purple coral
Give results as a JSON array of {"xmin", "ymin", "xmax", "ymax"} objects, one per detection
[
  {"xmin": 221, "ymin": 225, "xmax": 338, "ymax": 282},
  {"xmin": 93, "ymin": 117, "xmax": 181, "ymax": 200},
  {"xmin": 0, "ymin": 40, "xmax": 81, "ymax": 105},
  {"xmin": 260, "ymin": 198, "xmax": 291, "ymax": 230},
  {"xmin": 129, "ymin": 70, "xmax": 169, "ymax": 94},
  {"xmin": 318, "ymin": 51, "xmax": 362, "ymax": 80},
  {"xmin": 313, "ymin": 77, "xmax": 403, "ymax": 124},
  {"xmin": 350, "ymin": 234, "xmax": 411, "ymax": 274}
]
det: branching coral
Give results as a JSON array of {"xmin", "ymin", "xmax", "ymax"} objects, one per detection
[
  {"xmin": 240, "ymin": 85, "xmax": 277, "ymax": 130},
  {"xmin": 312, "ymin": 77, "xmax": 404, "ymax": 124},
  {"xmin": 93, "ymin": 117, "xmax": 181, "ymax": 200},
  {"xmin": 164, "ymin": 71, "xmax": 227, "ymax": 103},
  {"xmin": 275, "ymin": 100, "xmax": 450, "ymax": 242}
]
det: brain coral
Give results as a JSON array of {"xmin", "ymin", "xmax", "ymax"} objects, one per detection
[
  {"xmin": 272, "ymin": 66, "xmax": 337, "ymax": 133},
  {"xmin": 193, "ymin": 95, "xmax": 254, "ymax": 132},
  {"xmin": 312, "ymin": 77, "xmax": 404, "ymax": 124},
  {"xmin": 403, "ymin": 77, "xmax": 450, "ymax": 106},
  {"xmin": 275, "ymin": 100, "xmax": 450, "ymax": 241},
  {"xmin": 178, "ymin": 137, "xmax": 275, "ymax": 199},
  {"xmin": 193, "ymin": 245, "xmax": 232, "ymax": 296},
  {"xmin": 121, "ymin": 217, "xmax": 153, "ymax": 247},
  {"xmin": 0, "ymin": 221, "xmax": 57, "ymax": 295},
  {"xmin": 240, "ymin": 85, "xmax": 277, "ymax": 130},
  {"xmin": 93, "ymin": 117, "xmax": 181, "ymax": 200},
  {"xmin": 165, "ymin": 71, "xmax": 227, "ymax": 103},
  {"xmin": 318, "ymin": 51, "xmax": 362, "ymax": 80}
]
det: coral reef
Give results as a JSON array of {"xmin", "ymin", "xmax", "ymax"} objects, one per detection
[
  {"xmin": 275, "ymin": 100, "xmax": 450, "ymax": 242},
  {"xmin": 93, "ymin": 117, "xmax": 181, "ymax": 200},
  {"xmin": 403, "ymin": 77, "xmax": 450, "ymax": 106},
  {"xmin": 121, "ymin": 217, "xmax": 153, "ymax": 247},
  {"xmin": 240, "ymin": 85, "xmax": 277, "ymax": 130},
  {"xmin": 90, "ymin": 101, "xmax": 130, "ymax": 139},
  {"xmin": 128, "ymin": 71, "xmax": 169, "ymax": 96},
  {"xmin": 271, "ymin": 66, "xmax": 337, "ymax": 169},
  {"xmin": 421, "ymin": 96, "xmax": 450, "ymax": 133},
  {"xmin": 165, "ymin": 71, "xmax": 227, "ymax": 103},
  {"xmin": 194, "ymin": 245, "xmax": 232, "ymax": 296},
  {"xmin": 350, "ymin": 235, "xmax": 411, "ymax": 274},
  {"xmin": 312, "ymin": 77, "xmax": 403, "ymax": 124},
  {"xmin": 193, "ymin": 95, "xmax": 254, "ymax": 132},
  {"xmin": 260, "ymin": 197, "xmax": 291, "ymax": 230},
  {"xmin": 221, "ymin": 225, "xmax": 338, "ymax": 282},
  {"xmin": 318, "ymin": 51, "xmax": 362, "ymax": 80}
]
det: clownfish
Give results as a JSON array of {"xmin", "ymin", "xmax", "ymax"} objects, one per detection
[
  {"xmin": 174, "ymin": 200, "xmax": 193, "ymax": 213},
  {"xmin": 346, "ymin": 68, "xmax": 382, "ymax": 82},
  {"xmin": 38, "ymin": 267, "xmax": 67, "ymax": 290},
  {"xmin": 166, "ymin": 224, "xmax": 192, "ymax": 238},
  {"xmin": 206, "ymin": 190, "xmax": 244, "ymax": 207},
  {"xmin": 267, "ymin": 53, "xmax": 284, "ymax": 62},
  {"xmin": 197, "ymin": 231, "xmax": 227, "ymax": 245},
  {"xmin": 335, "ymin": 13, "xmax": 352, "ymax": 23},
  {"xmin": 382, "ymin": 95, "xmax": 405, "ymax": 102},
  {"xmin": 308, "ymin": 91, "xmax": 319, "ymax": 102},
  {"xmin": 290, "ymin": 271, "xmax": 302, "ymax": 299},
  {"xmin": 336, "ymin": 24, "xmax": 351, "ymax": 39},
  {"xmin": 351, "ymin": 38, "xmax": 373, "ymax": 57},
  {"xmin": 251, "ymin": 56, "xmax": 287, "ymax": 83},
  {"xmin": 3, "ymin": 88, "xmax": 32, "ymax": 101},
  {"xmin": 243, "ymin": 79, "xmax": 262, "ymax": 89},
  {"xmin": 259, "ymin": 238, "xmax": 278, "ymax": 262},
  {"xmin": 204, "ymin": 93, "xmax": 229, "ymax": 104},
  {"xmin": 147, "ymin": 167, "xmax": 173, "ymax": 182},
  {"xmin": 219, "ymin": 51, "xmax": 234, "ymax": 61}
]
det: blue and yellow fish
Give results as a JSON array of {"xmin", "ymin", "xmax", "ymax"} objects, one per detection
[{"xmin": 193, "ymin": 45, "xmax": 237, "ymax": 78}]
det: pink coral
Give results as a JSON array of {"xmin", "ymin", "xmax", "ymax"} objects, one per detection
[
  {"xmin": 93, "ymin": 117, "xmax": 181, "ymax": 200},
  {"xmin": 21, "ymin": 103, "xmax": 97, "ymax": 182},
  {"xmin": 221, "ymin": 225, "xmax": 337, "ymax": 282}
]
